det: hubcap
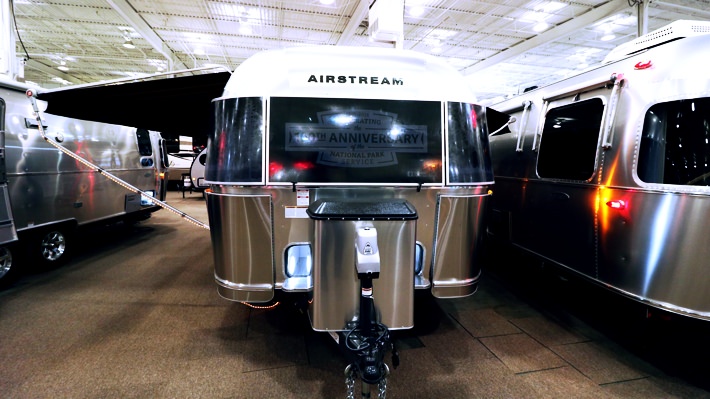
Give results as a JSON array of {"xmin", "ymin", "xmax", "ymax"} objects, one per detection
[
  {"xmin": 41, "ymin": 231, "xmax": 66, "ymax": 262},
  {"xmin": 0, "ymin": 247, "xmax": 12, "ymax": 279}
]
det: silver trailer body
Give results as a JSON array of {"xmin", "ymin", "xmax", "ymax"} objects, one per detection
[
  {"xmin": 188, "ymin": 147, "xmax": 208, "ymax": 191},
  {"xmin": 206, "ymin": 45, "xmax": 494, "ymax": 332},
  {"xmin": 0, "ymin": 77, "xmax": 167, "ymax": 279},
  {"xmin": 487, "ymin": 20, "xmax": 710, "ymax": 320}
]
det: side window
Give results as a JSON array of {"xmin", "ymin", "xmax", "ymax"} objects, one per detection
[
  {"xmin": 638, "ymin": 97, "xmax": 710, "ymax": 186},
  {"xmin": 447, "ymin": 102, "xmax": 493, "ymax": 183},
  {"xmin": 159, "ymin": 138, "xmax": 169, "ymax": 168},
  {"xmin": 537, "ymin": 98, "xmax": 604, "ymax": 180},
  {"xmin": 136, "ymin": 128, "xmax": 153, "ymax": 156}
]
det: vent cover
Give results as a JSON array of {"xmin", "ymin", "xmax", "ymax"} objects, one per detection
[{"xmin": 602, "ymin": 20, "xmax": 710, "ymax": 64}]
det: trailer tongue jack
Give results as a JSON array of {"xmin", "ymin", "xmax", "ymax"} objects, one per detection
[
  {"xmin": 340, "ymin": 227, "xmax": 399, "ymax": 397},
  {"xmin": 307, "ymin": 200, "xmax": 417, "ymax": 399}
]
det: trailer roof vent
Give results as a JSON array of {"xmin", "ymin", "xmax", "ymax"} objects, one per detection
[{"xmin": 602, "ymin": 20, "xmax": 710, "ymax": 64}]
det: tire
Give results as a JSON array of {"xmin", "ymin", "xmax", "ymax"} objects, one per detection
[
  {"xmin": 0, "ymin": 246, "xmax": 16, "ymax": 286},
  {"xmin": 36, "ymin": 229, "xmax": 70, "ymax": 266}
]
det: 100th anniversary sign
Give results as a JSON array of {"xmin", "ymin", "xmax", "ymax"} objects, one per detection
[{"xmin": 285, "ymin": 110, "xmax": 428, "ymax": 168}]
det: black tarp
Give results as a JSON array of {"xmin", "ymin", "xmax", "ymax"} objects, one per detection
[{"xmin": 35, "ymin": 71, "xmax": 232, "ymax": 144}]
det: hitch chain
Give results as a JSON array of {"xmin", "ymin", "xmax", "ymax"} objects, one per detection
[{"xmin": 344, "ymin": 364, "xmax": 388, "ymax": 399}]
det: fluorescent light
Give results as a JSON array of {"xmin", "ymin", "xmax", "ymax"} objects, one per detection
[
  {"xmin": 239, "ymin": 24, "xmax": 252, "ymax": 35},
  {"xmin": 408, "ymin": 5, "xmax": 425, "ymax": 17},
  {"xmin": 601, "ymin": 34, "xmax": 616, "ymax": 41},
  {"xmin": 533, "ymin": 22, "xmax": 549, "ymax": 32},
  {"xmin": 536, "ymin": 1, "xmax": 566, "ymax": 13}
]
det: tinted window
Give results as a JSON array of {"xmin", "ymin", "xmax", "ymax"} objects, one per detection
[
  {"xmin": 638, "ymin": 97, "xmax": 710, "ymax": 186},
  {"xmin": 537, "ymin": 98, "xmax": 604, "ymax": 180},
  {"xmin": 207, "ymin": 97, "xmax": 264, "ymax": 183},
  {"xmin": 136, "ymin": 128, "xmax": 153, "ymax": 156},
  {"xmin": 269, "ymin": 97, "xmax": 442, "ymax": 184},
  {"xmin": 448, "ymin": 102, "xmax": 493, "ymax": 183}
]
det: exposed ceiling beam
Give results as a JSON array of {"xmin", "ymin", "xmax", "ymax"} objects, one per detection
[
  {"xmin": 461, "ymin": 0, "xmax": 629, "ymax": 76},
  {"xmin": 105, "ymin": 0, "xmax": 188, "ymax": 71},
  {"xmin": 654, "ymin": 1, "xmax": 710, "ymax": 19},
  {"xmin": 25, "ymin": 59, "xmax": 86, "ymax": 85},
  {"xmin": 337, "ymin": 0, "xmax": 372, "ymax": 45}
]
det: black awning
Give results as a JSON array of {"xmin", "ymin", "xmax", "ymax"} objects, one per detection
[
  {"xmin": 486, "ymin": 106, "xmax": 513, "ymax": 136},
  {"xmin": 35, "ymin": 72, "xmax": 232, "ymax": 141}
]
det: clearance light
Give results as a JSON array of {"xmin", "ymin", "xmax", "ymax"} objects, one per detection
[
  {"xmin": 606, "ymin": 199, "xmax": 627, "ymax": 210},
  {"xmin": 269, "ymin": 161, "xmax": 284, "ymax": 176},
  {"xmin": 293, "ymin": 160, "xmax": 314, "ymax": 170},
  {"xmin": 240, "ymin": 301, "xmax": 280, "ymax": 310},
  {"xmin": 159, "ymin": 172, "xmax": 165, "ymax": 179},
  {"xmin": 423, "ymin": 159, "xmax": 441, "ymax": 171},
  {"xmin": 634, "ymin": 60, "xmax": 652, "ymax": 70}
]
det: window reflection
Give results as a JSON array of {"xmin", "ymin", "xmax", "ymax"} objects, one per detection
[{"xmin": 639, "ymin": 97, "xmax": 710, "ymax": 186}]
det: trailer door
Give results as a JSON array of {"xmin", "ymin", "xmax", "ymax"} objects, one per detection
[{"xmin": 511, "ymin": 97, "xmax": 605, "ymax": 277}]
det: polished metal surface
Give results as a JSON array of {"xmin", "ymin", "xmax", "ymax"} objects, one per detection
[
  {"xmin": 209, "ymin": 186, "xmax": 488, "ymax": 305},
  {"xmin": 2, "ymin": 83, "xmax": 163, "ymax": 231},
  {"xmin": 488, "ymin": 27, "xmax": 710, "ymax": 320},
  {"xmin": 309, "ymin": 217, "xmax": 416, "ymax": 331},
  {"xmin": 430, "ymin": 195, "xmax": 485, "ymax": 298},
  {"xmin": 0, "ymin": 78, "xmax": 165, "ymax": 278},
  {"xmin": 208, "ymin": 193, "xmax": 275, "ymax": 303}
]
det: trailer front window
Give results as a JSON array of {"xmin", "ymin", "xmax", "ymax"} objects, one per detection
[
  {"xmin": 268, "ymin": 97, "xmax": 442, "ymax": 184},
  {"xmin": 638, "ymin": 97, "xmax": 710, "ymax": 186}
]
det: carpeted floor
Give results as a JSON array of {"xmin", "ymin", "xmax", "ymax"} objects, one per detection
[{"xmin": 1, "ymin": 190, "xmax": 709, "ymax": 398}]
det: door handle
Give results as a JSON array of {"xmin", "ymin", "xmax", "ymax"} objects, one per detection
[{"xmin": 551, "ymin": 191, "xmax": 570, "ymax": 201}]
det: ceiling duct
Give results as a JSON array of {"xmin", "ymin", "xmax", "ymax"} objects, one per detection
[{"xmin": 368, "ymin": 0, "xmax": 404, "ymax": 47}]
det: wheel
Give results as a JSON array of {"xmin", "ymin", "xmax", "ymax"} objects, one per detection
[
  {"xmin": 0, "ymin": 246, "xmax": 15, "ymax": 284},
  {"xmin": 37, "ymin": 229, "xmax": 69, "ymax": 265}
]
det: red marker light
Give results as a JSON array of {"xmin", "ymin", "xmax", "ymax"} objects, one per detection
[
  {"xmin": 269, "ymin": 161, "xmax": 284, "ymax": 176},
  {"xmin": 634, "ymin": 60, "xmax": 652, "ymax": 70},
  {"xmin": 293, "ymin": 161, "xmax": 314, "ymax": 170},
  {"xmin": 606, "ymin": 199, "xmax": 627, "ymax": 210}
]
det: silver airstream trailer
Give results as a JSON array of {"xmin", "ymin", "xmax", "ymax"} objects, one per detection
[
  {"xmin": 206, "ymin": 45, "xmax": 493, "ymax": 393},
  {"xmin": 487, "ymin": 20, "xmax": 710, "ymax": 321},
  {"xmin": 0, "ymin": 77, "xmax": 168, "ymax": 284}
]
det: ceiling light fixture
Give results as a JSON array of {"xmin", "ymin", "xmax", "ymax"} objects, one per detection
[
  {"xmin": 408, "ymin": 5, "xmax": 425, "ymax": 17},
  {"xmin": 123, "ymin": 39, "xmax": 135, "ymax": 49},
  {"xmin": 533, "ymin": 22, "xmax": 549, "ymax": 32},
  {"xmin": 239, "ymin": 21, "xmax": 252, "ymax": 35}
]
